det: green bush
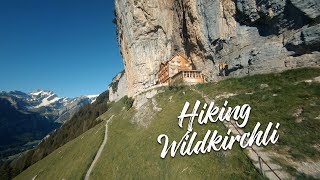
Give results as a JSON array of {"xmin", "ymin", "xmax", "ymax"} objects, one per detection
[{"xmin": 123, "ymin": 96, "xmax": 134, "ymax": 110}]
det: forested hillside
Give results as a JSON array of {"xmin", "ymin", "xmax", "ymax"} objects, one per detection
[{"xmin": 0, "ymin": 90, "xmax": 109, "ymax": 179}]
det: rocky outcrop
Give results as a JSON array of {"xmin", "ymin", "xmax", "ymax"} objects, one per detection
[
  {"xmin": 285, "ymin": 24, "xmax": 320, "ymax": 54},
  {"xmin": 290, "ymin": 0, "xmax": 320, "ymax": 19},
  {"xmin": 114, "ymin": 0, "xmax": 183, "ymax": 96},
  {"xmin": 115, "ymin": 0, "xmax": 320, "ymax": 96},
  {"xmin": 108, "ymin": 70, "xmax": 128, "ymax": 102}
]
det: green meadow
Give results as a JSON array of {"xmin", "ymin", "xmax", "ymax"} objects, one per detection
[{"xmin": 16, "ymin": 68, "xmax": 320, "ymax": 179}]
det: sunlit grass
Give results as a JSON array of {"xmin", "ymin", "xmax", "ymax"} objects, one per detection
[
  {"xmin": 15, "ymin": 122, "xmax": 105, "ymax": 180},
  {"xmin": 197, "ymin": 68, "xmax": 320, "ymax": 160},
  {"xmin": 91, "ymin": 88, "xmax": 264, "ymax": 179}
]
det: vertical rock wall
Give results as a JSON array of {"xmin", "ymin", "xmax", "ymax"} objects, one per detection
[
  {"xmin": 115, "ymin": 0, "xmax": 320, "ymax": 97},
  {"xmin": 115, "ymin": 0, "xmax": 183, "ymax": 96},
  {"xmin": 108, "ymin": 71, "xmax": 128, "ymax": 102}
]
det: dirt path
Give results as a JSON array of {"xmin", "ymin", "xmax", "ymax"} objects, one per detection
[
  {"xmin": 84, "ymin": 115, "xmax": 114, "ymax": 180},
  {"xmin": 191, "ymin": 88, "xmax": 290, "ymax": 179}
]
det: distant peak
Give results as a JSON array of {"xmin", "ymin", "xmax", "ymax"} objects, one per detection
[
  {"xmin": 9, "ymin": 90, "xmax": 27, "ymax": 95},
  {"xmin": 30, "ymin": 90, "xmax": 55, "ymax": 96},
  {"xmin": 86, "ymin": 95, "xmax": 99, "ymax": 103},
  {"xmin": 86, "ymin": 95, "xmax": 99, "ymax": 99}
]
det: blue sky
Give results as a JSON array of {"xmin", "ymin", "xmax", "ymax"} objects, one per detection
[{"xmin": 0, "ymin": 0, "xmax": 124, "ymax": 98}]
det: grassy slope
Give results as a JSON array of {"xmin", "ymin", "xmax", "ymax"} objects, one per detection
[
  {"xmin": 8, "ymin": 90, "xmax": 109, "ymax": 179},
  {"xmin": 91, "ymin": 89, "xmax": 264, "ymax": 179},
  {"xmin": 15, "ymin": 68, "xmax": 319, "ymax": 179},
  {"xmin": 14, "ymin": 122, "xmax": 105, "ymax": 180},
  {"xmin": 196, "ymin": 68, "xmax": 320, "ymax": 177}
]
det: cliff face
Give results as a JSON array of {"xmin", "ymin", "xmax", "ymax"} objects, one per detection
[
  {"xmin": 115, "ymin": 0, "xmax": 320, "ymax": 97},
  {"xmin": 114, "ymin": 0, "xmax": 182, "ymax": 96},
  {"xmin": 108, "ymin": 70, "xmax": 128, "ymax": 102}
]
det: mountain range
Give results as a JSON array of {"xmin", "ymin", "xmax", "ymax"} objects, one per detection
[
  {"xmin": 0, "ymin": 90, "xmax": 98, "ymax": 160},
  {"xmin": 0, "ymin": 90, "xmax": 98, "ymax": 123}
]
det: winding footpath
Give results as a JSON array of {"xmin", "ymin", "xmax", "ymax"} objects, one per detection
[
  {"xmin": 191, "ymin": 88, "xmax": 290, "ymax": 180},
  {"xmin": 84, "ymin": 115, "xmax": 114, "ymax": 180}
]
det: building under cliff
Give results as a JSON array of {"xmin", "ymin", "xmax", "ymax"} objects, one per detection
[
  {"xmin": 114, "ymin": 0, "xmax": 320, "ymax": 97},
  {"xmin": 158, "ymin": 53, "xmax": 205, "ymax": 85}
]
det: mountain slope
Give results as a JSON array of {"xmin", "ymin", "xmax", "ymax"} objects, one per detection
[
  {"xmin": 15, "ymin": 86, "xmax": 265, "ymax": 179},
  {"xmin": 14, "ymin": 68, "xmax": 320, "ymax": 179},
  {"xmin": 6, "ymin": 90, "xmax": 109, "ymax": 179},
  {"xmin": 15, "ymin": 121, "xmax": 105, "ymax": 180},
  {"xmin": 0, "ymin": 98, "xmax": 60, "ymax": 159},
  {"xmin": 90, "ymin": 89, "xmax": 264, "ymax": 179},
  {"xmin": 195, "ymin": 67, "xmax": 320, "ymax": 178},
  {"xmin": 0, "ymin": 90, "xmax": 98, "ymax": 162},
  {"xmin": 29, "ymin": 90, "xmax": 98, "ymax": 123}
]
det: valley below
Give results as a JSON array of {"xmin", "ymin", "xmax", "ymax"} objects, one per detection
[{"xmin": 0, "ymin": 90, "xmax": 97, "ymax": 162}]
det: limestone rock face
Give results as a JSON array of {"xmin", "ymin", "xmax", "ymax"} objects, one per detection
[
  {"xmin": 115, "ymin": 0, "xmax": 183, "ymax": 96},
  {"xmin": 286, "ymin": 24, "xmax": 320, "ymax": 54},
  {"xmin": 115, "ymin": 0, "xmax": 320, "ymax": 96},
  {"xmin": 290, "ymin": 0, "xmax": 320, "ymax": 19},
  {"xmin": 108, "ymin": 71, "xmax": 128, "ymax": 102}
]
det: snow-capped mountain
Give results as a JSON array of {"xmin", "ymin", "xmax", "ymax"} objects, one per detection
[
  {"xmin": 85, "ymin": 95, "xmax": 99, "ymax": 103},
  {"xmin": 29, "ymin": 90, "xmax": 61, "ymax": 108},
  {"xmin": 0, "ymin": 90, "xmax": 99, "ymax": 123},
  {"xmin": 0, "ymin": 90, "xmax": 100, "ymax": 160},
  {"xmin": 29, "ymin": 90, "xmax": 97, "ymax": 108}
]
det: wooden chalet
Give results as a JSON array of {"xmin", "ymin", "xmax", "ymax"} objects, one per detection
[{"xmin": 158, "ymin": 53, "xmax": 205, "ymax": 85}]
